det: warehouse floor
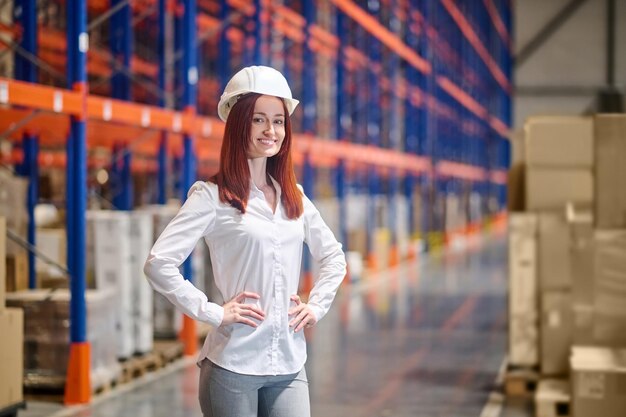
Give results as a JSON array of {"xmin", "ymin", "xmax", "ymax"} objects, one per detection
[{"xmin": 20, "ymin": 229, "xmax": 533, "ymax": 417}]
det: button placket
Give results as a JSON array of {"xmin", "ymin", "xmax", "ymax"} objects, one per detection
[{"xmin": 271, "ymin": 220, "xmax": 282, "ymax": 373}]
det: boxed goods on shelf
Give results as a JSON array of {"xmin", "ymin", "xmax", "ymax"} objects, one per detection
[
  {"xmin": 540, "ymin": 290, "xmax": 573, "ymax": 376},
  {"xmin": 88, "ymin": 211, "xmax": 134, "ymax": 358},
  {"xmin": 538, "ymin": 212, "xmax": 572, "ymax": 291},
  {"xmin": 129, "ymin": 212, "xmax": 154, "ymax": 354},
  {"xmin": 594, "ymin": 115, "xmax": 626, "ymax": 229},
  {"xmin": 570, "ymin": 346, "xmax": 626, "ymax": 417},
  {"xmin": 5, "ymin": 289, "xmax": 120, "ymax": 390},
  {"xmin": 0, "ymin": 308, "xmax": 23, "ymax": 409},
  {"xmin": 508, "ymin": 213, "xmax": 539, "ymax": 367},
  {"xmin": 535, "ymin": 379, "xmax": 570, "ymax": 417},
  {"xmin": 0, "ymin": 217, "xmax": 5, "ymax": 307},
  {"xmin": 524, "ymin": 116, "xmax": 593, "ymax": 168},
  {"xmin": 591, "ymin": 230, "xmax": 626, "ymax": 347}
]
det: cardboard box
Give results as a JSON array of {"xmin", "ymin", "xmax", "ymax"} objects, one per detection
[
  {"xmin": 0, "ymin": 217, "xmax": 5, "ymax": 308},
  {"xmin": 541, "ymin": 290, "xmax": 573, "ymax": 376},
  {"xmin": 0, "ymin": 308, "xmax": 24, "ymax": 409},
  {"xmin": 509, "ymin": 213, "xmax": 539, "ymax": 315},
  {"xmin": 6, "ymin": 289, "xmax": 120, "ymax": 390},
  {"xmin": 509, "ymin": 312, "xmax": 539, "ymax": 367},
  {"xmin": 568, "ymin": 208, "xmax": 594, "ymax": 305},
  {"xmin": 526, "ymin": 168, "xmax": 593, "ymax": 211},
  {"xmin": 571, "ymin": 346, "xmax": 626, "ymax": 417},
  {"xmin": 572, "ymin": 303, "xmax": 595, "ymax": 346},
  {"xmin": 535, "ymin": 379, "xmax": 571, "ymax": 417},
  {"xmin": 508, "ymin": 214, "xmax": 539, "ymax": 367},
  {"xmin": 6, "ymin": 252, "xmax": 28, "ymax": 292},
  {"xmin": 539, "ymin": 212, "xmax": 572, "ymax": 291},
  {"xmin": 525, "ymin": 116, "xmax": 593, "ymax": 168},
  {"xmin": 592, "ymin": 230, "xmax": 626, "ymax": 347},
  {"xmin": 507, "ymin": 162, "xmax": 526, "ymax": 212},
  {"xmin": 594, "ymin": 115, "xmax": 626, "ymax": 229}
]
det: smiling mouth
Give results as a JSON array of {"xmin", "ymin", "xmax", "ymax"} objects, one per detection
[{"xmin": 257, "ymin": 138, "xmax": 277, "ymax": 145}]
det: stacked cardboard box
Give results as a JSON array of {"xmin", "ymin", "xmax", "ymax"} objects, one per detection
[
  {"xmin": 508, "ymin": 213, "xmax": 539, "ymax": 367},
  {"xmin": 0, "ymin": 216, "xmax": 25, "ymax": 409},
  {"xmin": 508, "ymin": 116, "xmax": 593, "ymax": 374},
  {"xmin": 5, "ymin": 289, "xmax": 119, "ymax": 391},
  {"xmin": 509, "ymin": 114, "xmax": 626, "ymax": 416},
  {"xmin": 570, "ymin": 347, "xmax": 626, "ymax": 417}
]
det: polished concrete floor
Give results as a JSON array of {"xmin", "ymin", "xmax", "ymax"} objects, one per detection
[{"xmin": 20, "ymin": 230, "xmax": 533, "ymax": 417}]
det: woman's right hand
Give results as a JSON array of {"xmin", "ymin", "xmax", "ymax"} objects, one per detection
[{"xmin": 220, "ymin": 292, "xmax": 265, "ymax": 328}]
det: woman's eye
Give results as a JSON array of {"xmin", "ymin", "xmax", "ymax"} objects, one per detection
[
  {"xmin": 253, "ymin": 117, "xmax": 265, "ymax": 123},
  {"xmin": 274, "ymin": 119, "xmax": 284, "ymax": 125}
]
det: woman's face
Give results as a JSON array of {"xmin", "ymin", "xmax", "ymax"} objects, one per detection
[{"xmin": 247, "ymin": 95, "xmax": 286, "ymax": 159}]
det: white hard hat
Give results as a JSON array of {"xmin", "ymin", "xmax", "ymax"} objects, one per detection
[{"xmin": 217, "ymin": 66, "xmax": 299, "ymax": 122}]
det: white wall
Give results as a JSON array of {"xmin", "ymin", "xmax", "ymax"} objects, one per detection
[{"xmin": 514, "ymin": 0, "xmax": 626, "ymax": 128}]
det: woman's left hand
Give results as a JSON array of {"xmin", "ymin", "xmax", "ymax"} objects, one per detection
[{"xmin": 289, "ymin": 294, "xmax": 317, "ymax": 332}]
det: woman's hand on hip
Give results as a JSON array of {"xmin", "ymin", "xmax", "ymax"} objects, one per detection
[
  {"xmin": 289, "ymin": 294, "xmax": 317, "ymax": 332},
  {"xmin": 220, "ymin": 292, "xmax": 265, "ymax": 328}
]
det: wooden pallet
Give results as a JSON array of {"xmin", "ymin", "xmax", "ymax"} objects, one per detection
[
  {"xmin": 153, "ymin": 340, "xmax": 184, "ymax": 366},
  {"xmin": 119, "ymin": 351, "xmax": 162, "ymax": 383},
  {"xmin": 23, "ymin": 373, "xmax": 120, "ymax": 403},
  {"xmin": 504, "ymin": 367, "xmax": 540, "ymax": 397}
]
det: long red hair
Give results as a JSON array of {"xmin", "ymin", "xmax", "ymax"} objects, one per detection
[{"xmin": 210, "ymin": 93, "xmax": 303, "ymax": 219}]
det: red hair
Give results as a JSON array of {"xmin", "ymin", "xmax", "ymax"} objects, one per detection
[{"xmin": 210, "ymin": 93, "xmax": 303, "ymax": 219}]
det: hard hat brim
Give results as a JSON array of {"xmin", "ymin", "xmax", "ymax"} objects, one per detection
[{"xmin": 217, "ymin": 93, "xmax": 299, "ymax": 122}]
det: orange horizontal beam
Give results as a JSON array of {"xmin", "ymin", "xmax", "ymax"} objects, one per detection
[
  {"xmin": 227, "ymin": 0, "xmax": 255, "ymax": 16},
  {"xmin": 309, "ymin": 24, "xmax": 340, "ymax": 49},
  {"xmin": 0, "ymin": 78, "xmax": 84, "ymax": 114},
  {"xmin": 440, "ymin": 0, "xmax": 511, "ymax": 93},
  {"xmin": 274, "ymin": 5, "xmax": 306, "ymax": 27},
  {"xmin": 0, "ymin": 79, "xmax": 221, "ymax": 138},
  {"xmin": 197, "ymin": 13, "xmax": 221, "ymax": 33},
  {"xmin": 5, "ymin": 149, "xmax": 158, "ymax": 173},
  {"xmin": 489, "ymin": 169, "xmax": 508, "ymax": 185},
  {"xmin": 483, "ymin": 0, "xmax": 511, "ymax": 49},
  {"xmin": 273, "ymin": 19, "xmax": 305, "ymax": 43},
  {"xmin": 436, "ymin": 76, "xmax": 488, "ymax": 120},
  {"xmin": 436, "ymin": 161, "xmax": 486, "ymax": 182},
  {"xmin": 330, "ymin": 0, "xmax": 432, "ymax": 75}
]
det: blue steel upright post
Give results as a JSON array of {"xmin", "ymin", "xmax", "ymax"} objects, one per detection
[
  {"xmin": 157, "ymin": 0, "xmax": 169, "ymax": 204},
  {"xmin": 218, "ymin": 0, "xmax": 232, "ymax": 91},
  {"xmin": 366, "ymin": 0, "xmax": 381, "ymax": 270},
  {"xmin": 179, "ymin": 0, "xmax": 199, "ymax": 355},
  {"xmin": 110, "ymin": 0, "xmax": 133, "ymax": 210},
  {"xmin": 336, "ymin": 9, "xmax": 348, "ymax": 257},
  {"xmin": 301, "ymin": 0, "xmax": 316, "ymax": 294},
  {"xmin": 14, "ymin": 0, "xmax": 39, "ymax": 288},
  {"xmin": 64, "ymin": 0, "xmax": 90, "ymax": 404}
]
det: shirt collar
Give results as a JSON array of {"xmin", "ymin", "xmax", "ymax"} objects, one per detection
[{"xmin": 249, "ymin": 174, "xmax": 281, "ymax": 197}]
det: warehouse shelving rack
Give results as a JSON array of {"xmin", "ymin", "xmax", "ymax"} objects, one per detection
[{"xmin": 0, "ymin": 0, "xmax": 512, "ymax": 405}]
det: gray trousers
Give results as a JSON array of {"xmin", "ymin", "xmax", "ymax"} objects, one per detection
[{"xmin": 198, "ymin": 359, "xmax": 311, "ymax": 417}]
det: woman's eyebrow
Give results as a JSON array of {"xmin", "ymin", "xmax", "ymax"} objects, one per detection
[{"xmin": 253, "ymin": 112, "xmax": 285, "ymax": 117}]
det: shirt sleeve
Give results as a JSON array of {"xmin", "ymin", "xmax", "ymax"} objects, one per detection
[
  {"xmin": 301, "ymin": 188, "xmax": 347, "ymax": 322},
  {"xmin": 143, "ymin": 181, "xmax": 224, "ymax": 327}
]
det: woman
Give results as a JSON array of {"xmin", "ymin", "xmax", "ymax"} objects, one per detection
[{"xmin": 144, "ymin": 65, "xmax": 347, "ymax": 417}]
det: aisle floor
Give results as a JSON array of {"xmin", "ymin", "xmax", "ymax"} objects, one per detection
[{"xmin": 20, "ymin": 230, "xmax": 532, "ymax": 417}]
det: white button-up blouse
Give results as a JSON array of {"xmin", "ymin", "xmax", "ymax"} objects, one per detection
[{"xmin": 144, "ymin": 178, "xmax": 347, "ymax": 376}]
